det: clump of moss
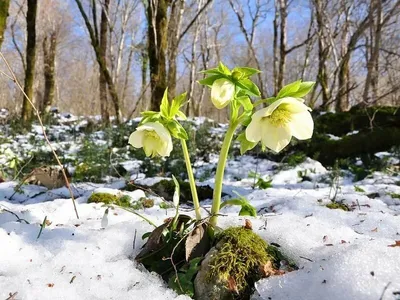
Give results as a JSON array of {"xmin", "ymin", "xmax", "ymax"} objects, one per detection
[
  {"xmin": 207, "ymin": 227, "xmax": 271, "ymax": 294},
  {"xmin": 326, "ymin": 202, "xmax": 350, "ymax": 211},
  {"xmin": 131, "ymin": 197, "xmax": 155, "ymax": 210},
  {"xmin": 88, "ymin": 192, "xmax": 119, "ymax": 205}
]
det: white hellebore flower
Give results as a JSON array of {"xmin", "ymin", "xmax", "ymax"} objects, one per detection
[
  {"xmin": 211, "ymin": 78, "xmax": 235, "ymax": 109},
  {"xmin": 245, "ymin": 97, "xmax": 314, "ymax": 153},
  {"xmin": 129, "ymin": 122, "xmax": 173, "ymax": 157}
]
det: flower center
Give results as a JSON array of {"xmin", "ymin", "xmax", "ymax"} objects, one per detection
[
  {"xmin": 143, "ymin": 130, "xmax": 163, "ymax": 157},
  {"xmin": 267, "ymin": 107, "xmax": 291, "ymax": 127}
]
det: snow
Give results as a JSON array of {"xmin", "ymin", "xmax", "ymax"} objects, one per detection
[{"xmin": 0, "ymin": 115, "xmax": 399, "ymax": 299}]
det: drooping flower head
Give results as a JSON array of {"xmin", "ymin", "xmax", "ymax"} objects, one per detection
[
  {"xmin": 129, "ymin": 122, "xmax": 173, "ymax": 157},
  {"xmin": 245, "ymin": 97, "xmax": 314, "ymax": 153},
  {"xmin": 210, "ymin": 78, "xmax": 236, "ymax": 109}
]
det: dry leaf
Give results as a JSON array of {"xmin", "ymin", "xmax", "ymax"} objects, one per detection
[
  {"xmin": 244, "ymin": 219, "xmax": 252, "ymax": 230},
  {"xmin": 388, "ymin": 240, "xmax": 400, "ymax": 247},
  {"xmin": 371, "ymin": 227, "xmax": 378, "ymax": 232},
  {"xmin": 340, "ymin": 240, "xmax": 347, "ymax": 244},
  {"xmin": 185, "ymin": 223, "xmax": 210, "ymax": 261},
  {"xmin": 323, "ymin": 235, "xmax": 328, "ymax": 242},
  {"xmin": 227, "ymin": 276, "xmax": 239, "ymax": 294},
  {"xmin": 260, "ymin": 261, "xmax": 282, "ymax": 277},
  {"xmin": 47, "ymin": 283, "xmax": 54, "ymax": 287}
]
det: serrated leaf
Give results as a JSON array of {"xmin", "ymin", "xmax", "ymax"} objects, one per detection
[
  {"xmin": 166, "ymin": 120, "xmax": 188, "ymax": 140},
  {"xmin": 236, "ymin": 96, "xmax": 253, "ymax": 111},
  {"xmin": 237, "ymin": 132, "xmax": 257, "ymax": 155},
  {"xmin": 218, "ymin": 62, "xmax": 231, "ymax": 75},
  {"xmin": 176, "ymin": 110, "xmax": 187, "ymax": 120},
  {"xmin": 232, "ymin": 67, "xmax": 261, "ymax": 78},
  {"xmin": 185, "ymin": 223, "xmax": 210, "ymax": 261},
  {"xmin": 160, "ymin": 88, "xmax": 170, "ymax": 118},
  {"xmin": 170, "ymin": 92, "xmax": 187, "ymax": 117},
  {"xmin": 290, "ymin": 81, "xmax": 315, "ymax": 98},
  {"xmin": 141, "ymin": 111, "xmax": 159, "ymax": 117},
  {"xmin": 199, "ymin": 67, "xmax": 221, "ymax": 75},
  {"xmin": 276, "ymin": 80, "xmax": 301, "ymax": 99},
  {"xmin": 236, "ymin": 78, "xmax": 261, "ymax": 97},
  {"xmin": 197, "ymin": 74, "xmax": 224, "ymax": 86}
]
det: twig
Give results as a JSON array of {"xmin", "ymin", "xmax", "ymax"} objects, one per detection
[
  {"xmin": 0, "ymin": 52, "xmax": 79, "ymax": 219},
  {"xmin": 379, "ymin": 282, "xmax": 391, "ymax": 300},
  {"xmin": 0, "ymin": 205, "xmax": 30, "ymax": 224},
  {"xmin": 299, "ymin": 256, "xmax": 313, "ymax": 262},
  {"xmin": 133, "ymin": 229, "xmax": 137, "ymax": 250},
  {"xmin": 5, "ymin": 292, "xmax": 18, "ymax": 300}
]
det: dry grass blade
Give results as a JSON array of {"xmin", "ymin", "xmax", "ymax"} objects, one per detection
[{"xmin": 0, "ymin": 52, "xmax": 79, "ymax": 219}]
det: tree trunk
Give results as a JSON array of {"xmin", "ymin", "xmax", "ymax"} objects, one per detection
[
  {"xmin": 273, "ymin": 0, "xmax": 279, "ymax": 95},
  {"xmin": 99, "ymin": 0, "xmax": 110, "ymax": 124},
  {"xmin": 167, "ymin": 0, "xmax": 184, "ymax": 99},
  {"xmin": 21, "ymin": 0, "xmax": 37, "ymax": 122},
  {"xmin": 42, "ymin": 31, "xmax": 57, "ymax": 114},
  {"xmin": 313, "ymin": 0, "xmax": 330, "ymax": 109},
  {"xmin": 0, "ymin": 0, "xmax": 10, "ymax": 49},
  {"xmin": 277, "ymin": 0, "xmax": 287, "ymax": 91},
  {"xmin": 148, "ymin": 0, "xmax": 168, "ymax": 111}
]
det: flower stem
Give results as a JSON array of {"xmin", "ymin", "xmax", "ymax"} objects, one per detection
[
  {"xmin": 210, "ymin": 123, "xmax": 238, "ymax": 227},
  {"xmin": 181, "ymin": 139, "xmax": 201, "ymax": 220}
]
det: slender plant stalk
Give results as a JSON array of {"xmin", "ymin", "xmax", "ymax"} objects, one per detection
[
  {"xmin": 0, "ymin": 52, "xmax": 80, "ymax": 219},
  {"xmin": 181, "ymin": 139, "xmax": 201, "ymax": 220},
  {"xmin": 210, "ymin": 124, "xmax": 238, "ymax": 226}
]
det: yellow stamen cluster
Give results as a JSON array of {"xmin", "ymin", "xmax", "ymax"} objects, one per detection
[{"xmin": 266, "ymin": 107, "xmax": 291, "ymax": 127}]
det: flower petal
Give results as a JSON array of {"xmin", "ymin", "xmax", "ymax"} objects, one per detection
[
  {"xmin": 128, "ymin": 130, "xmax": 144, "ymax": 148},
  {"xmin": 288, "ymin": 111, "xmax": 314, "ymax": 140},
  {"xmin": 260, "ymin": 119, "xmax": 292, "ymax": 153},
  {"xmin": 245, "ymin": 118, "xmax": 262, "ymax": 143}
]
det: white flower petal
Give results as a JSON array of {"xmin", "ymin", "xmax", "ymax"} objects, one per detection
[
  {"xmin": 128, "ymin": 130, "xmax": 144, "ymax": 148},
  {"xmin": 288, "ymin": 111, "xmax": 314, "ymax": 140},
  {"xmin": 251, "ymin": 107, "xmax": 269, "ymax": 121},
  {"xmin": 211, "ymin": 78, "xmax": 235, "ymax": 109},
  {"xmin": 245, "ymin": 118, "xmax": 262, "ymax": 143},
  {"xmin": 260, "ymin": 120, "xmax": 292, "ymax": 153}
]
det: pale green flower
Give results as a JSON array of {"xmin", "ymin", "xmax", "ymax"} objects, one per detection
[
  {"xmin": 129, "ymin": 122, "xmax": 173, "ymax": 157},
  {"xmin": 245, "ymin": 97, "xmax": 313, "ymax": 153},
  {"xmin": 211, "ymin": 78, "xmax": 235, "ymax": 109}
]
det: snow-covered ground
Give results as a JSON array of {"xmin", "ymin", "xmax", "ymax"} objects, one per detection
[{"xmin": 1, "ymin": 114, "xmax": 400, "ymax": 300}]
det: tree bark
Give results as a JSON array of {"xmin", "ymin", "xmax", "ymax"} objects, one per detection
[
  {"xmin": 277, "ymin": 0, "xmax": 287, "ymax": 91},
  {"xmin": 42, "ymin": 31, "xmax": 57, "ymax": 114},
  {"xmin": 0, "ymin": 0, "xmax": 10, "ymax": 49},
  {"xmin": 21, "ymin": 0, "xmax": 38, "ymax": 122},
  {"xmin": 147, "ymin": 0, "xmax": 168, "ymax": 111},
  {"xmin": 99, "ymin": 0, "xmax": 110, "ymax": 124},
  {"xmin": 74, "ymin": 0, "xmax": 122, "ymax": 123}
]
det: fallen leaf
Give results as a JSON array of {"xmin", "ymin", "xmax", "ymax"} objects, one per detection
[
  {"xmin": 227, "ymin": 276, "xmax": 239, "ymax": 294},
  {"xmin": 244, "ymin": 219, "xmax": 252, "ymax": 230},
  {"xmin": 185, "ymin": 223, "xmax": 210, "ymax": 261},
  {"xmin": 388, "ymin": 240, "xmax": 400, "ymax": 247},
  {"xmin": 47, "ymin": 283, "xmax": 54, "ymax": 287},
  {"xmin": 70, "ymin": 275, "xmax": 76, "ymax": 284},
  {"xmin": 340, "ymin": 240, "xmax": 347, "ymax": 244},
  {"xmin": 371, "ymin": 227, "xmax": 378, "ymax": 232},
  {"xmin": 323, "ymin": 235, "xmax": 328, "ymax": 242}
]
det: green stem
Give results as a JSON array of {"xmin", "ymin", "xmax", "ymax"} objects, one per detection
[
  {"xmin": 210, "ymin": 123, "xmax": 238, "ymax": 226},
  {"xmin": 181, "ymin": 139, "xmax": 201, "ymax": 220}
]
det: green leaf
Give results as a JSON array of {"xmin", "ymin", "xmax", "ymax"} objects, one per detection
[
  {"xmin": 218, "ymin": 62, "xmax": 231, "ymax": 75},
  {"xmin": 141, "ymin": 111, "xmax": 159, "ymax": 117},
  {"xmin": 236, "ymin": 96, "xmax": 253, "ymax": 111},
  {"xmin": 170, "ymin": 92, "xmax": 187, "ymax": 117},
  {"xmin": 160, "ymin": 88, "xmax": 170, "ymax": 118},
  {"xmin": 197, "ymin": 74, "xmax": 224, "ymax": 86},
  {"xmin": 237, "ymin": 132, "xmax": 257, "ymax": 155},
  {"xmin": 290, "ymin": 81, "xmax": 315, "ymax": 98},
  {"xmin": 276, "ymin": 80, "xmax": 301, "ymax": 99},
  {"xmin": 354, "ymin": 185, "xmax": 365, "ymax": 193},
  {"xmin": 176, "ymin": 110, "xmax": 187, "ymax": 120},
  {"xmin": 232, "ymin": 67, "xmax": 261, "ymax": 78},
  {"xmin": 166, "ymin": 120, "xmax": 188, "ymax": 140},
  {"xmin": 199, "ymin": 67, "xmax": 221, "ymax": 75},
  {"xmin": 219, "ymin": 193, "xmax": 257, "ymax": 217},
  {"xmin": 236, "ymin": 78, "xmax": 261, "ymax": 97}
]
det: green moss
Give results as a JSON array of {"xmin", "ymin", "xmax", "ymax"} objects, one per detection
[
  {"xmin": 326, "ymin": 202, "xmax": 350, "ymax": 211},
  {"xmin": 118, "ymin": 195, "xmax": 133, "ymax": 207},
  {"xmin": 207, "ymin": 227, "xmax": 271, "ymax": 293},
  {"xmin": 130, "ymin": 197, "xmax": 155, "ymax": 209},
  {"xmin": 390, "ymin": 193, "xmax": 400, "ymax": 199},
  {"xmin": 88, "ymin": 192, "xmax": 119, "ymax": 205}
]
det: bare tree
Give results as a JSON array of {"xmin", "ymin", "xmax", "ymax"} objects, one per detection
[
  {"xmin": 21, "ymin": 0, "xmax": 37, "ymax": 122},
  {"xmin": 0, "ymin": 0, "xmax": 10, "ymax": 49}
]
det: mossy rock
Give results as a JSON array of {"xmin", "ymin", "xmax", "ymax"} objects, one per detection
[
  {"xmin": 124, "ymin": 179, "xmax": 216, "ymax": 203},
  {"xmin": 194, "ymin": 227, "xmax": 274, "ymax": 300},
  {"xmin": 87, "ymin": 192, "xmax": 132, "ymax": 207},
  {"xmin": 88, "ymin": 192, "xmax": 119, "ymax": 205},
  {"xmin": 326, "ymin": 202, "xmax": 350, "ymax": 211}
]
